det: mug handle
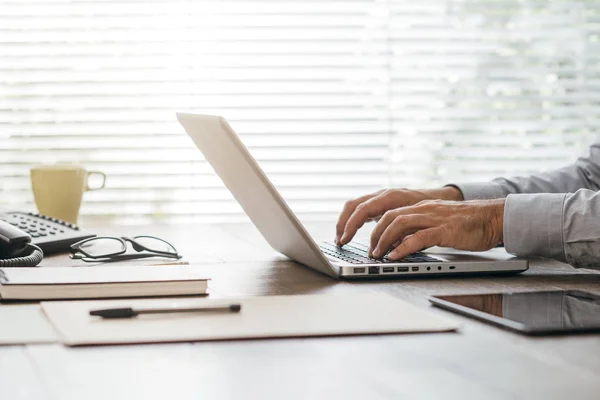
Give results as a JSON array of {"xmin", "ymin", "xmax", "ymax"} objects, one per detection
[{"xmin": 85, "ymin": 171, "xmax": 107, "ymax": 191}]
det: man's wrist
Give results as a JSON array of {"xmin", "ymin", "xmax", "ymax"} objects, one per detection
[
  {"xmin": 487, "ymin": 198, "xmax": 505, "ymax": 244},
  {"xmin": 426, "ymin": 186, "xmax": 464, "ymax": 201}
]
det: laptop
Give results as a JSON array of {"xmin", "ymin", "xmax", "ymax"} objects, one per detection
[{"xmin": 177, "ymin": 113, "xmax": 529, "ymax": 279}]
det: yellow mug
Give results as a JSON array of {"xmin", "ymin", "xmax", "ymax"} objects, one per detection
[{"xmin": 30, "ymin": 164, "xmax": 106, "ymax": 224}]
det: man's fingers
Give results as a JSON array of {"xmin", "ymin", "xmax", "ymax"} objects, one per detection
[
  {"xmin": 368, "ymin": 209, "xmax": 399, "ymax": 253},
  {"xmin": 368, "ymin": 204, "xmax": 428, "ymax": 253},
  {"xmin": 335, "ymin": 191, "xmax": 383, "ymax": 244},
  {"xmin": 387, "ymin": 228, "xmax": 443, "ymax": 260},
  {"xmin": 371, "ymin": 214, "xmax": 436, "ymax": 258},
  {"xmin": 339, "ymin": 191, "xmax": 399, "ymax": 245},
  {"xmin": 368, "ymin": 206, "xmax": 422, "ymax": 252}
]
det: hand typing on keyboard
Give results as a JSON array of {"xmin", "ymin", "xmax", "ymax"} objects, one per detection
[
  {"xmin": 335, "ymin": 187, "xmax": 463, "ymax": 246},
  {"xmin": 335, "ymin": 188, "xmax": 505, "ymax": 261},
  {"xmin": 320, "ymin": 241, "xmax": 440, "ymax": 264}
]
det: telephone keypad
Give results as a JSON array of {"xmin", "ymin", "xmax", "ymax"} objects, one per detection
[{"xmin": 0, "ymin": 212, "xmax": 95, "ymax": 254}]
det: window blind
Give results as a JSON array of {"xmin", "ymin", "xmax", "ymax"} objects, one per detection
[{"xmin": 1, "ymin": 0, "xmax": 599, "ymax": 224}]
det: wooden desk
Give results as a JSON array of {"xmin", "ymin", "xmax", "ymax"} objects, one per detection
[{"xmin": 2, "ymin": 222, "xmax": 600, "ymax": 400}]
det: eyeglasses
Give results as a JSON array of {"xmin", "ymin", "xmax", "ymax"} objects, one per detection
[{"xmin": 70, "ymin": 236, "xmax": 182, "ymax": 263}]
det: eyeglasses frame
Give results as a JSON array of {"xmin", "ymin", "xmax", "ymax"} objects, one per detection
[{"xmin": 70, "ymin": 235, "xmax": 181, "ymax": 261}]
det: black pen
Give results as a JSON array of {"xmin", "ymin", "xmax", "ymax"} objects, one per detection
[{"xmin": 89, "ymin": 304, "xmax": 242, "ymax": 319}]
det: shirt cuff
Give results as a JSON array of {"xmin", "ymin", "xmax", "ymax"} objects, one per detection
[
  {"xmin": 446, "ymin": 182, "xmax": 508, "ymax": 200},
  {"xmin": 503, "ymin": 193, "xmax": 567, "ymax": 261}
]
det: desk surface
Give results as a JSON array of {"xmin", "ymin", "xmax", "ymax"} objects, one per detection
[{"xmin": 2, "ymin": 222, "xmax": 600, "ymax": 400}]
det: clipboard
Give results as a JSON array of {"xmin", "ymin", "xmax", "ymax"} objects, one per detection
[{"xmin": 42, "ymin": 292, "xmax": 460, "ymax": 346}]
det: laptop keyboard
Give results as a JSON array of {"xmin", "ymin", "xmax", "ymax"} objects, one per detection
[{"xmin": 319, "ymin": 241, "xmax": 440, "ymax": 264}]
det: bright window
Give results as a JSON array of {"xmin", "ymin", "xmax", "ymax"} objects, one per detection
[{"xmin": 1, "ymin": 0, "xmax": 598, "ymax": 223}]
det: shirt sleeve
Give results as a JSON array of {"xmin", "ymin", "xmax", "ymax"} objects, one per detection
[
  {"xmin": 502, "ymin": 189, "xmax": 600, "ymax": 270},
  {"xmin": 502, "ymin": 193, "xmax": 566, "ymax": 262}
]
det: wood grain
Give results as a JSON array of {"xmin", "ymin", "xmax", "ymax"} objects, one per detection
[
  {"xmin": 0, "ymin": 346, "xmax": 49, "ymax": 400},
  {"xmin": 5, "ymin": 222, "xmax": 600, "ymax": 399}
]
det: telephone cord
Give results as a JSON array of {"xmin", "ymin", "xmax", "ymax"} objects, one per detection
[{"xmin": 0, "ymin": 244, "xmax": 44, "ymax": 268}]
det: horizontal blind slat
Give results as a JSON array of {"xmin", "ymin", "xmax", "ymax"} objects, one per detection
[{"xmin": 1, "ymin": 0, "xmax": 598, "ymax": 220}]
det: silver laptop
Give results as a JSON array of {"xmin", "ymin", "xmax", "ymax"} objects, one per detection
[{"xmin": 178, "ymin": 113, "xmax": 529, "ymax": 279}]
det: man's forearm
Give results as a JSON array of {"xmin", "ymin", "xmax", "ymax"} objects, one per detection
[
  {"xmin": 450, "ymin": 163, "xmax": 600, "ymax": 201},
  {"xmin": 449, "ymin": 136, "xmax": 600, "ymax": 200},
  {"xmin": 492, "ymin": 158, "xmax": 600, "ymax": 195}
]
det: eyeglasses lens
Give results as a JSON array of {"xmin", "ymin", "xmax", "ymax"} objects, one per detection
[
  {"xmin": 80, "ymin": 238, "xmax": 126, "ymax": 257},
  {"xmin": 134, "ymin": 237, "xmax": 177, "ymax": 253}
]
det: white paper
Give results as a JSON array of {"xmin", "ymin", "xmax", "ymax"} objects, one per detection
[{"xmin": 0, "ymin": 304, "xmax": 59, "ymax": 345}]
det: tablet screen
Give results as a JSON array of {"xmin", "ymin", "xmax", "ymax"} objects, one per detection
[{"xmin": 430, "ymin": 290, "xmax": 600, "ymax": 334}]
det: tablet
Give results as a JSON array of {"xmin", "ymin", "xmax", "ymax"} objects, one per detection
[{"xmin": 429, "ymin": 290, "xmax": 600, "ymax": 335}]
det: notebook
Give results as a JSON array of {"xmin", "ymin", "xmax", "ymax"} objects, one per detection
[
  {"xmin": 0, "ymin": 266, "xmax": 208, "ymax": 300},
  {"xmin": 41, "ymin": 292, "xmax": 460, "ymax": 346}
]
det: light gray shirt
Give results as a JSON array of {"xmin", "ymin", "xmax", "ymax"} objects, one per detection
[{"xmin": 451, "ymin": 137, "xmax": 600, "ymax": 270}]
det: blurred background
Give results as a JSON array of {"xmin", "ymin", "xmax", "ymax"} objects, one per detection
[{"xmin": 1, "ymin": 0, "xmax": 599, "ymax": 224}]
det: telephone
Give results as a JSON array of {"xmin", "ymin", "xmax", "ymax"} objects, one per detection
[{"xmin": 0, "ymin": 212, "xmax": 96, "ymax": 267}]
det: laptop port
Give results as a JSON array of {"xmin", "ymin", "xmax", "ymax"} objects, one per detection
[
  {"xmin": 382, "ymin": 267, "xmax": 395, "ymax": 273},
  {"xmin": 353, "ymin": 267, "xmax": 366, "ymax": 274},
  {"xmin": 368, "ymin": 266, "xmax": 379, "ymax": 275},
  {"xmin": 411, "ymin": 266, "xmax": 419, "ymax": 272},
  {"xmin": 449, "ymin": 266, "xmax": 456, "ymax": 270},
  {"xmin": 397, "ymin": 267, "xmax": 409, "ymax": 272},
  {"xmin": 438, "ymin": 266, "xmax": 442, "ymax": 270}
]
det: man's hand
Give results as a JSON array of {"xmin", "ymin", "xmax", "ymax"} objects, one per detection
[
  {"xmin": 335, "ymin": 186, "xmax": 463, "ymax": 246},
  {"xmin": 369, "ymin": 199, "xmax": 505, "ymax": 260}
]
